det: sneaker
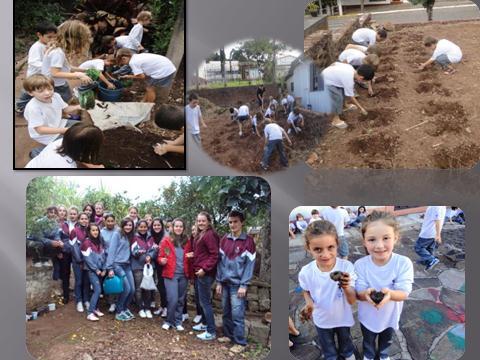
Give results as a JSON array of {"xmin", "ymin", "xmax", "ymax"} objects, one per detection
[
  {"xmin": 108, "ymin": 304, "xmax": 116, "ymax": 313},
  {"xmin": 139, "ymin": 309, "xmax": 147, "ymax": 318},
  {"xmin": 239, "ymin": 131, "xmax": 243, "ymax": 137},
  {"xmin": 287, "ymin": 128, "xmax": 292, "ymax": 134},
  {"xmin": 425, "ymin": 258, "xmax": 440, "ymax": 270},
  {"xmin": 115, "ymin": 312, "xmax": 130, "ymax": 321},
  {"xmin": 193, "ymin": 315, "xmax": 202, "ymax": 324},
  {"xmin": 230, "ymin": 344, "xmax": 245, "ymax": 354},
  {"xmin": 161, "ymin": 308, "xmax": 167, "ymax": 318},
  {"xmin": 192, "ymin": 323, "xmax": 208, "ymax": 332},
  {"xmin": 345, "ymin": 355, "xmax": 356, "ymax": 360},
  {"xmin": 76, "ymin": 302, "xmax": 84, "ymax": 313},
  {"xmin": 217, "ymin": 336, "xmax": 231, "ymax": 343},
  {"xmin": 176, "ymin": 325, "xmax": 185, "ymax": 331},
  {"xmin": 197, "ymin": 331, "xmax": 216, "ymax": 341},
  {"xmin": 87, "ymin": 313, "xmax": 99, "ymax": 321},
  {"xmin": 94, "ymin": 309, "xmax": 104, "ymax": 317},
  {"xmin": 182, "ymin": 313, "xmax": 189, "ymax": 322},
  {"xmin": 124, "ymin": 309, "xmax": 135, "ymax": 319},
  {"xmin": 162, "ymin": 323, "xmax": 172, "ymax": 330},
  {"xmin": 145, "ymin": 310, "xmax": 153, "ymax": 319},
  {"xmin": 153, "ymin": 308, "xmax": 163, "ymax": 316}
]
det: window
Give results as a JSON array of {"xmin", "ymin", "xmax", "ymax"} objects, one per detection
[
  {"xmin": 310, "ymin": 63, "xmax": 323, "ymax": 91},
  {"xmin": 290, "ymin": 82, "xmax": 294, "ymax": 92}
]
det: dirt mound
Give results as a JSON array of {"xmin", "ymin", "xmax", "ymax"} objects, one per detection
[
  {"xmin": 421, "ymin": 100, "xmax": 468, "ymax": 136},
  {"xmin": 348, "ymin": 131, "xmax": 400, "ymax": 158},
  {"xmin": 418, "ymin": 72, "xmax": 438, "ymax": 81},
  {"xmin": 378, "ymin": 63, "xmax": 396, "ymax": 72},
  {"xmin": 357, "ymin": 109, "xmax": 396, "ymax": 127},
  {"xmin": 372, "ymin": 87, "xmax": 399, "ymax": 100},
  {"xmin": 415, "ymin": 81, "xmax": 451, "ymax": 96},
  {"xmin": 374, "ymin": 74, "xmax": 396, "ymax": 84},
  {"xmin": 433, "ymin": 143, "xmax": 480, "ymax": 168}
]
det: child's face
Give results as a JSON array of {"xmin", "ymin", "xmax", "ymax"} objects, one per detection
[
  {"xmin": 119, "ymin": 56, "xmax": 130, "ymax": 65},
  {"xmin": 29, "ymin": 86, "xmax": 54, "ymax": 103},
  {"xmin": 47, "ymin": 209, "xmax": 57, "ymax": 219},
  {"xmin": 69, "ymin": 210, "xmax": 78, "ymax": 222},
  {"xmin": 58, "ymin": 207, "xmax": 67, "ymax": 220},
  {"xmin": 38, "ymin": 31, "xmax": 57, "ymax": 45},
  {"xmin": 307, "ymin": 235, "xmax": 338, "ymax": 270},
  {"xmin": 145, "ymin": 216, "xmax": 153, "ymax": 227},
  {"xmin": 363, "ymin": 220, "xmax": 398, "ymax": 265},
  {"xmin": 123, "ymin": 221, "xmax": 133, "ymax": 234},
  {"xmin": 84, "ymin": 207, "xmax": 93, "ymax": 216},
  {"xmin": 228, "ymin": 216, "xmax": 243, "ymax": 235},
  {"xmin": 137, "ymin": 222, "xmax": 148, "ymax": 235},
  {"xmin": 105, "ymin": 217, "xmax": 116, "ymax": 230},
  {"xmin": 90, "ymin": 226, "xmax": 99, "ymax": 238},
  {"xmin": 297, "ymin": 216, "xmax": 304, "ymax": 221},
  {"xmin": 79, "ymin": 214, "xmax": 89, "ymax": 227},
  {"xmin": 142, "ymin": 18, "xmax": 152, "ymax": 26},
  {"xmin": 152, "ymin": 220, "xmax": 163, "ymax": 233},
  {"xmin": 129, "ymin": 208, "xmax": 138, "ymax": 219},
  {"xmin": 173, "ymin": 221, "xmax": 184, "ymax": 236},
  {"xmin": 95, "ymin": 204, "xmax": 104, "ymax": 215},
  {"xmin": 312, "ymin": 213, "xmax": 320, "ymax": 219},
  {"xmin": 189, "ymin": 99, "xmax": 199, "ymax": 108},
  {"xmin": 191, "ymin": 225, "xmax": 197, "ymax": 236}
]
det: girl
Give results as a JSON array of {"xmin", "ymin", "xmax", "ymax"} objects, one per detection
[
  {"xmin": 81, "ymin": 223, "xmax": 106, "ymax": 321},
  {"xmin": 150, "ymin": 218, "xmax": 169, "ymax": 317},
  {"xmin": 105, "ymin": 217, "xmax": 136, "ymax": 321},
  {"xmin": 158, "ymin": 218, "xmax": 192, "ymax": 331},
  {"xmin": 192, "ymin": 211, "xmax": 219, "ymax": 341},
  {"xmin": 67, "ymin": 206, "xmax": 79, "ymax": 232},
  {"xmin": 298, "ymin": 220, "xmax": 357, "ymax": 360},
  {"xmin": 355, "ymin": 211, "xmax": 414, "ymax": 360},
  {"xmin": 144, "ymin": 214, "xmax": 153, "ymax": 229},
  {"xmin": 190, "ymin": 223, "xmax": 203, "ymax": 324},
  {"xmin": 350, "ymin": 205, "xmax": 367, "ymax": 228},
  {"xmin": 41, "ymin": 20, "xmax": 93, "ymax": 102},
  {"xmin": 128, "ymin": 206, "xmax": 140, "ymax": 227},
  {"xmin": 131, "ymin": 220, "xmax": 158, "ymax": 319},
  {"xmin": 94, "ymin": 202, "xmax": 105, "ymax": 228},
  {"xmin": 57, "ymin": 205, "xmax": 68, "ymax": 232},
  {"xmin": 295, "ymin": 214, "xmax": 308, "ymax": 234},
  {"xmin": 69, "ymin": 212, "xmax": 91, "ymax": 312},
  {"xmin": 101, "ymin": 213, "xmax": 118, "ymax": 313},
  {"xmin": 83, "ymin": 204, "xmax": 95, "ymax": 223},
  {"xmin": 56, "ymin": 204, "xmax": 71, "ymax": 304}
]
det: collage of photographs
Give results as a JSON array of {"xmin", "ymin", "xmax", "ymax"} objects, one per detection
[{"xmin": 6, "ymin": 0, "xmax": 478, "ymax": 359}]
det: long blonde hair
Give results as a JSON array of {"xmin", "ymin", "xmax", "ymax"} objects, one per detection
[{"xmin": 53, "ymin": 20, "xmax": 91, "ymax": 59}]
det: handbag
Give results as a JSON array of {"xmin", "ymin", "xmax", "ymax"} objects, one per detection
[
  {"xmin": 140, "ymin": 263, "xmax": 157, "ymax": 290},
  {"xmin": 103, "ymin": 274, "xmax": 124, "ymax": 295}
]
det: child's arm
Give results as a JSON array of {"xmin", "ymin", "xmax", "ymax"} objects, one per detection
[
  {"xmin": 419, "ymin": 58, "xmax": 435, "ymax": 70},
  {"xmin": 375, "ymin": 288, "xmax": 408, "ymax": 309},
  {"xmin": 281, "ymin": 128, "xmax": 293, "ymax": 145},
  {"xmin": 348, "ymin": 96, "xmax": 368, "ymax": 115},
  {"xmin": 98, "ymin": 72, "xmax": 116, "ymax": 89},
  {"xmin": 300, "ymin": 290, "xmax": 314, "ymax": 321},
  {"xmin": 63, "ymin": 104, "xmax": 81, "ymax": 114},
  {"xmin": 120, "ymin": 73, "xmax": 146, "ymax": 80},
  {"xmin": 199, "ymin": 113, "xmax": 207, "ymax": 128},
  {"xmin": 50, "ymin": 67, "xmax": 93, "ymax": 84},
  {"xmin": 368, "ymin": 80, "xmax": 374, "ymax": 96},
  {"xmin": 34, "ymin": 126, "xmax": 67, "ymax": 136},
  {"xmin": 435, "ymin": 219, "xmax": 442, "ymax": 243},
  {"xmin": 356, "ymin": 288, "xmax": 377, "ymax": 305}
]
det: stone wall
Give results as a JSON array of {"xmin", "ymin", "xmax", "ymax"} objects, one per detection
[{"xmin": 26, "ymin": 257, "xmax": 60, "ymax": 311}]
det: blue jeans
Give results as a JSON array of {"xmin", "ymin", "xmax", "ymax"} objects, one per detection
[
  {"xmin": 316, "ymin": 326, "xmax": 354, "ymax": 360},
  {"xmin": 415, "ymin": 237, "xmax": 437, "ymax": 265},
  {"xmin": 338, "ymin": 235, "xmax": 349, "ymax": 258},
  {"xmin": 194, "ymin": 279, "xmax": 205, "ymax": 322},
  {"xmin": 435, "ymin": 53, "xmax": 451, "ymax": 68},
  {"xmin": 72, "ymin": 262, "xmax": 91, "ymax": 303},
  {"xmin": 113, "ymin": 263, "xmax": 135, "ymax": 313},
  {"xmin": 361, "ymin": 324, "xmax": 394, "ymax": 360},
  {"xmin": 164, "ymin": 274, "xmax": 188, "ymax": 326},
  {"xmin": 221, "ymin": 283, "xmax": 247, "ymax": 346},
  {"xmin": 191, "ymin": 133, "xmax": 201, "ymax": 145},
  {"xmin": 87, "ymin": 271, "xmax": 103, "ymax": 314},
  {"xmin": 261, "ymin": 140, "xmax": 288, "ymax": 167},
  {"xmin": 197, "ymin": 275, "xmax": 216, "ymax": 335}
]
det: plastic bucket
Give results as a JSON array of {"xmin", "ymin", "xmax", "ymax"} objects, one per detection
[
  {"xmin": 31, "ymin": 311, "xmax": 38, "ymax": 320},
  {"xmin": 98, "ymin": 80, "xmax": 123, "ymax": 102},
  {"xmin": 48, "ymin": 303, "xmax": 56, "ymax": 311}
]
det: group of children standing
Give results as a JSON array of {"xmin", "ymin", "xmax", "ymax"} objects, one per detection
[{"xmin": 33, "ymin": 204, "xmax": 256, "ymax": 354}]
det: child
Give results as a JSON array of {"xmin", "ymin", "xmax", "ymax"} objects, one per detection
[
  {"xmin": 414, "ymin": 206, "xmax": 446, "ymax": 270},
  {"xmin": 190, "ymin": 223, "xmax": 204, "ymax": 324},
  {"xmin": 355, "ymin": 211, "xmax": 414, "ymax": 360},
  {"xmin": 281, "ymin": 96, "xmax": 288, "ymax": 113},
  {"xmin": 445, "ymin": 206, "xmax": 465, "ymax": 225},
  {"xmin": 260, "ymin": 118, "xmax": 292, "ymax": 171},
  {"xmin": 116, "ymin": 48, "xmax": 176, "ymax": 103},
  {"xmin": 256, "ymin": 84, "xmax": 266, "ymax": 109},
  {"xmin": 185, "ymin": 92, "xmax": 206, "ymax": 146},
  {"xmin": 101, "ymin": 213, "xmax": 119, "ymax": 313},
  {"xmin": 15, "ymin": 22, "xmax": 57, "ymax": 113},
  {"xmin": 81, "ymin": 223, "xmax": 107, "ymax": 321},
  {"xmin": 128, "ymin": 11, "xmax": 152, "ymax": 53},
  {"xmin": 251, "ymin": 112, "xmax": 262, "ymax": 137},
  {"xmin": 131, "ymin": 220, "xmax": 158, "ymax": 319},
  {"xmin": 25, "ymin": 122, "xmax": 105, "ymax": 168},
  {"xmin": 22, "ymin": 75, "xmax": 83, "ymax": 157},
  {"xmin": 309, "ymin": 209, "xmax": 322, "ymax": 224},
  {"xmin": 41, "ymin": 20, "xmax": 94, "ymax": 102},
  {"xmin": 419, "ymin": 36, "xmax": 462, "ymax": 74},
  {"xmin": 287, "ymin": 107, "xmax": 304, "ymax": 135},
  {"xmin": 321, "ymin": 206, "xmax": 350, "ymax": 259},
  {"xmin": 67, "ymin": 206, "xmax": 79, "ymax": 232},
  {"xmin": 93, "ymin": 202, "xmax": 105, "ymax": 228},
  {"xmin": 286, "ymin": 93, "xmax": 295, "ymax": 113},
  {"xmin": 158, "ymin": 218, "xmax": 192, "ymax": 331},
  {"xmin": 150, "ymin": 218, "xmax": 170, "ymax": 317},
  {"xmin": 268, "ymin": 96, "xmax": 278, "ymax": 110},
  {"xmin": 237, "ymin": 103, "xmax": 250, "ymax": 137},
  {"xmin": 216, "ymin": 210, "xmax": 256, "ymax": 353},
  {"xmin": 128, "ymin": 206, "xmax": 140, "ymax": 227},
  {"xmin": 69, "ymin": 212, "xmax": 91, "ymax": 312},
  {"xmin": 322, "ymin": 62, "xmax": 374, "ymax": 128},
  {"xmin": 264, "ymin": 104, "xmax": 275, "ymax": 119},
  {"xmin": 153, "ymin": 105, "xmax": 185, "ymax": 156},
  {"xmin": 352, "ymin": 28, "xmax": 387, "ymax": 47},
  {"xmin": 144, "ymin": 214, "xmax": 154, "ymax": 229},
  {"xmin": 295, "ymin": 213, "xmax": 308, "ymax": 233},
  {"xmin": 298, "ymin": 220, "xmax": 356, "ymax": 360},
  {"xmin": 105, "ymin": 217, "xmax": 136, "ymax": 321},
  {"xmin": 83, "ymin": 204, "xmax": 95, "ymax": 223},
  {"xmin": 229, "ymin": 107, "xmax": 239, "ymax": 122},
  {"xmin": 79, "ymin": 57, "xmax": 116, "ymax": 89}
]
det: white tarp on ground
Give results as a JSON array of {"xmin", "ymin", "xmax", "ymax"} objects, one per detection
[{"xmin": 87, "ymin": 101, "xmax": 155, "ymax": 131}]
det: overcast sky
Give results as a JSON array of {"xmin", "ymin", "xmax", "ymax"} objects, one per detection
[{"xmin": 222, "ymin": 39, "xmax": 301, "ymax": 59}]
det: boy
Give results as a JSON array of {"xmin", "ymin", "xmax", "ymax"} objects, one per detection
[
  {"xmin": 339, "ymin": 49, "xmax": 379, "ymax": 95},
  {"xmin": 15, "ymin": 22, "xmax": 57, "ymax": 113},
  {"xmin": 216, "ymin": 210, "xmax": 256, "ymax": 354},
  {"xmin": 264, "ymin": 103, "xmax": 275, "ymax": 119},
  {"xmin": 116, "ymin": 48, "xmax": 176, "ymax": 103},
  {"xmin": 260, "ymin": 118, "xmax": 292, "ymax": 171},
  {"xmin": 251, "ymin": 112, "xmax": 262, "ymax": 137},
  {"xmin": 79, "ymin": 57, "xmax": 116, "ymax": 89},
  {"xmin": 153, "ymin": 104, "xmax": 185, "ymax": 156},
  {"xmin": 128, "ymin": 11, "xmax": 152, "ymax": 52},
  {"xmin": 322, "ymin": 62, "xmax": 375, "ymax": 129},
  {"xmin": 321, "ymin": 206, "xmax": 350, "ymax": 259},
  {"xmin": 286, "ymin": 93, "xmax": 295, "ymax": 113},
  {"xmin": 236, "ymin": 103, "xmax": 250, "ymax": 137},
  {"xmin": 309, "ymin": 209, "xmax": 322, "ymax": 224},
  {"xmin": 287, "ymin": 107, "xmax": 304, "ymax": 134},
  {"xmin": 185, "ymin": 93, "xmax": 206, "ymax": 146},
  {"xmin": 268, "ymin": 95, "xmax": 278, "ymax": 110},
  {"xmin": 256, "ymin": 84, "xmax": 266, "ymax": 109},
  {"xmin": 23, "ymin": 74, "xmax": 82, "ymax": 158},
  {"xmin": 229, "ymin": 107, "xmax": 239, "ymax": 122},
  {"xmin": 351, "ymin": 28, "xmax": 387, "ymax": 47},
  {"xmin": 419, "ymin": 36, "xmax": 462, "ymax": 74},
  {"xmin": 415, "ymin": 206, "xmax": 446, "ymax": 270},
  {"xmin": 281, "ymin": 96, "xmax": 288, "ymax": 113}
]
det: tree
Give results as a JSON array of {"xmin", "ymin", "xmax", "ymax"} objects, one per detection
[
  {"xmin": 409, "ymin": 0, "xmax": 435, "ymax": 21},
  {"xmin": 230, "ymin": 48, "xmax": 247, "ymax": 62},
  {"xmin": 220, "ymin": 48, "xmax": 226, "ymax": 85}
]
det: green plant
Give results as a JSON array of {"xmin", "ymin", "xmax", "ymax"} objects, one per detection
[
  {"xmin": 148, "ymin": 0, "xmax": 182, "ymax": 55},
  {"xmin": 85, "ymin": 68, "xmax": 101, "ymax": 81},
  {"xmin": 306, "ymin": 1, "xmax": 320, "ymax": 12},
  {"xmin": 14, "ymin": 1, "xmax": 66, "ymax": 36}
]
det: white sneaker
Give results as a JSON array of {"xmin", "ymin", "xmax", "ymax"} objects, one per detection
[
  {"xmin": 145, "ymin": 310, "xmax": 153, "ymax": 319},
  {"xmin": 153, "ymin": 308, "xmax": 163, "ymax": 316},
  {"xmin": 76, "ymin": 302, "xmax": 84, "ymax": 313},
  {"xmin": 193, "ymin": 315, "xmax": 202, "ymax": 324},
  {"xmin": 239, "ymin": 131, "xmax": 243, "ymax": 137},
  {"xmin": 94, "ymin": 309, "xmax": 104, "ymax": 317},
  {"xmin": 108, "ymin": 304, "xmax": 116, "ymax": 313},
  {"xmin": 345, "ymin": 355, "xmax": 355, "ymax": 360},
  {"xmin": 139, "ymin": 309, "xmax": 147, "ymax": 318},
  {"xmin": 162, "ymin": 323, "xmax": 172, "ymax": 330},
  {"xmin": 150, "ymin": 302, "xmax": 156, "ymax": 308},
  {"xmin": 182, "ymin": 313, "xmax": 189, "ymax": 322},
  {"xmin": 176, "ymin": 325, "xmax": 185, "ymax": 331},
  {"xmin": 161, "ymin": 308, "xmax": 168, "ymax": 317},
  {"xmin": 84, "ymin": 302, "xmax": 90, "ymax": 309},
  {"xmin": 87, "ymin": 313, "xmax": 99, "ymax": 321}
]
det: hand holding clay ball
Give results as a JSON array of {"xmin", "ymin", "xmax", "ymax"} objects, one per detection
[
  {"xmin": 299, "ymin": 305, "xmax": 313, "ymax": 323},
  {"xmin": 369, "ymin": 290, "xmax": 385, "ymax": 305},
  {"xmin": 330, "ymin": 271, "xmax": 348, "ymax": 288}
]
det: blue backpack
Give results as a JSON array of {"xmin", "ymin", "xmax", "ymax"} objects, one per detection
[{"xmin": 103, "ymin": 275, "xmax": 124, "ymax": 295}]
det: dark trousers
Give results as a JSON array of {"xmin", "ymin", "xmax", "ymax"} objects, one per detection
[
  {"xmin": 156, "ymin": 265, "xmax": 168, "ymax": 308},
  {"xmin": 261, "ymin": 139, "xmax": 288, "ymax": 167},
  {"xmin": 415, "ymin": 237, "xmax": 437, "ymax": 265},
  {"xmin": 194, "ymin": 278, "xmax": 205, "ymax": 322},
  {"xmin": 197, "ymin": 275, "xmax": 216, "ymax": 334},
  {"xmin": 361, "ymin": 324, "xmax": 394, "ymax": 360},
  {"xmin": 72, "ymin": 262, "xmax": 91, "ymax": 303},
  {"xmin": 133, "ymin": 269, "xmax": 154, "ymax": 310},
  {"xmin": 52, "ymin": 253, "xmax": 72, "ymax": 301},
  {"xmin": 316, "ymin": 326, "xmax": 355, "ymax": 360}
]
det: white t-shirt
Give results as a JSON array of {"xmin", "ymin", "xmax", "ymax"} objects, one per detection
[
  {"xmin": 27, "ymin": 41, "xmax": 47, "ymax": 77},
  {"xmin": 42, "ymin": 48, "xmax": 70, "ymax": 87},
  {"xmin": 431, "ymin": 39, "xmax": 462, "ymax": 64},
  {"xmin": 322, "ymin": 62, "xmax": 356, "ymax": 97},
  {"xmin": 338, "ymin": 48, "xmax": 366, "ymax": 67},
  {"xmin": 115, "ymin": 35, "xmax": 132, "ymax": 49},
  {"xmin": 185, "ymin": 104, "xmax": 202, "ymax": 135},
  {"xmin": 352, "ymin": 28, "xmax": 377, "ymax": 46},
  {"xmin": 264, "ymin": 123, "xmax": 283, "ymax": 141},
  {"xmin": 24, "ymin": 93, "xmax": 68, "ymax": 145},
  {"xmin": 320, "ymin": 207, "xmax": 349, "ymax": 237},
  {"xmin": 79, "ymin": 59, "xmax": 105, "ymax": 71},
  {"xmin": 264, "ymin": 107, "xmax": 274, "ymax": 118},
  {"xmin": 128, "ymin": 23, "xmax": 144, "ymax": 49},
  {"xmin": 419, "ymin": 206, "xmax": 446, "ymax": 239},
  {"xmin": 287, "ymin": 112, "xmax": 303, "ymax": 125},
  {"xmin": 238, "ymin": 105, "xmax": 249, "ymax": 117},
  {"xmin": 287, "ymin": 94, "xmax": 295, "ymax": 103},
  {"xmin": 296, "ymin": 220, "xmax": 308, "ymax": 233},
  {"xmin": 129, "ymin": 53, "xmax": 176, "ymax": 79},
  {"xmin": 230, "ymin": 107, "xmax": 238, "ymax": 120},
  {"xmin": 269, "ymin": 98, "xmax": 278, "ymax": 107},
  {"xmin": 299, "ymin": 258, "xmax": 356, "ymax": 329},
  {"xmin": 309, "ymin": 216, "xmax": 322, "ymax": 224},
  {"xmin": 281, "ymin": 98, "xmax": 288, "ymax": 105},
  {"xmin": 445, "ymin": 208, "xmax": 462, "ymax": 220},
  {"xmin": 355, "ymin": 253, "xmax": 414, "ymax": 332},
  {"xmin": 25, "ymin": 138, "xmax": 76, "ymax": 168}
]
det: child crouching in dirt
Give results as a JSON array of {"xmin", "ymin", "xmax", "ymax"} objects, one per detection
[
  {"xmin": 237, "ymin": 103, "xmax": 251, "ymax": 137},
  {"xmin": 251, "ymin": 112, "xmax": 262, "ymax": 137},
  {"xmin": 260, "ymin": 117, "xmax": 292, "ymax": 171},
  {"xmin": 79, "ymin": 56, "xmax": 116, "ymax": 90},
  {"xmin": 339, "ymin": 48, "xmax": 380, "ymax": 96},
  {"xmin": 352, "ymin": 28, "xmax": 387, "ymax": 47},
  {"xmin": 287, "ymin": 107, "xmax": 304, "ymax": 135},
  {"xmin": 322, "ymin": 63, "xmax": 375, "ymax": 129},
  {"xmin": 418, "ymin": 36, "xmax": 462, "ymax": 75},
  {"xmin": 153, "ymin": 104, "xmax": 185, "ymax": 156}
]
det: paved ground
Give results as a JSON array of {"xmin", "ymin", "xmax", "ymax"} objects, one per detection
[{"xmin": 289, "ymin": 214, "xmax": 465, "ymax": 360}]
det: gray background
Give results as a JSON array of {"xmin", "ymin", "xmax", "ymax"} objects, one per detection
[{"xmin": 2, "ymin": 0, "xmax": 480, "ymax": 359}]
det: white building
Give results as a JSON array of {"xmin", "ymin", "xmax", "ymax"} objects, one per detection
[{"xmin": 198, "ymin": 60, "xmax": 261, "ymax": 83}]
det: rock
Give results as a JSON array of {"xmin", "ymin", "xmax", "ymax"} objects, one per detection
[
  {"xmin": 258, "ymin": 288, "xmax": 271, "ymax": 311},
  {"xmin": 246, "ymin": 292, "xmax": 258, "ymax": 301},
  {"xmin": 248, "ymin": 319, "xmax": 270, "ymax": 346},
  {"xmin": 175, "ymin": 98, "xmax": 182, "ymax": 103},
  {"xmin": 249, "ymin": 286, "xmax": 258, "ymax": 294},
  {"xmin": 306, "ymin": 152, "xmax": 319, "ymax": 166},
  {"xmin": 248, "ymin": 300, "xmax": 259, "ymax": 312},
  {"xmin": 79, "ymin": 353, "xmax": 93, "ymax": 360}
]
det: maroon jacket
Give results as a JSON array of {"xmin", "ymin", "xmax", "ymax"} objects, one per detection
[{"xmin": 193, "ymin": 228, "xmax": 220, "ymax": 277}]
